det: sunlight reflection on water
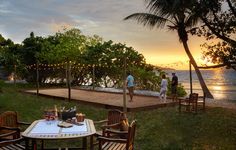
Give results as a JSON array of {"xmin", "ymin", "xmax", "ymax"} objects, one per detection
[{"xmin": 165, "ymin": 69, "xmax": 236, "ymax": 100}]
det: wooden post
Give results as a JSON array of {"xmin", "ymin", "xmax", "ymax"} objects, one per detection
[
  {"xmin": 65, "ymin": 63, "xmax": 68, "ymax": 87},
  {"xmin": 13, "ymin": 64, "xmax": 16, "ymax": 86},
  {"xmin": 123, "ymin": 56, "xmax": 127, "ymax": 113},
  {"xmin": 36, "ymin": 62, "xmax": 39, "ymax": 96},
  {"xmin": 92, "ymin": 64, "xmax": 95, "ymax": 90},
  {"xmin": 68, "ymin": 61, "xmax": 71, "ymax": 101},
  {"xmin": 189, "ymin": 60, "xmax": 193, "ymax": 94}
]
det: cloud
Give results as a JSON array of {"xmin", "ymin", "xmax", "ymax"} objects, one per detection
[
  {"xmin": 0, "ymin": 0, "xmax": 147, "ymax": 43},
  {"xmin": 0, "ymin": 0, "xmax": 204, "ymax": 66},
  {"xmin": 0, "ymin": 2, "xmax": 12, "ymax": 14}
]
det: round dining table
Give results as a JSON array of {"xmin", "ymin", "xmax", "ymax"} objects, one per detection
[{"xmin": 22, "ymin": 119, "xmax": 96, "ymax": 150}]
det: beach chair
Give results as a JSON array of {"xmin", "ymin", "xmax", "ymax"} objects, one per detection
[
  {"xmin": 98, "ymin": 120, "xmax": 136, "ymax": 150},
  {"xmin": 179, "ymin": 93, "xmax": 198, "ymax": 113}
]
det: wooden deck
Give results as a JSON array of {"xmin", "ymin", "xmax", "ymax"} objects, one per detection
[{"xmin": 24, "ymin": 88, "xmax": 177, "ymax": 112}]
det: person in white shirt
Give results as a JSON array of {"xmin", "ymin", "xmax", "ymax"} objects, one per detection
[{"xmin": 159, "ymin": 74, "xmax": 168, "ymax": 102}]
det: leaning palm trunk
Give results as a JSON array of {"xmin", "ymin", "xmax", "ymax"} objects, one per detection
[
  {"xmin": 123, "ymin": 0, "xmax": 214, "ymax": 98},
  {"xmin": 182, "ymin": 41, "xmax": 214, "ymax": 98}
]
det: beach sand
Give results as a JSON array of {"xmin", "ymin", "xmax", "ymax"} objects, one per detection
[{"xmin": 206, "ymin": 98, "xmax": 236, "ymax": 110}]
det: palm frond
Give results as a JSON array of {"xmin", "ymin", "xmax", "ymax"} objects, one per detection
[
  {"xmin": 145, "ymin": 0, "xmax": 177, "ymax": 18},
  {"xmin": 185, "ymin": 10, "xmax": 202, "ymax": 30},
  {"xmin": 167, "ymin": 25, "xmax": 178, "ymax": 31},
  {"xmin": 124, "ymin": 13, "xmax": 170, "ymax": 29}
]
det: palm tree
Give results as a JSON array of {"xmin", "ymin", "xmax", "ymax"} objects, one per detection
[{"xmin": 124, "ymin": 0, "xmax": 213, "ymax": 98}]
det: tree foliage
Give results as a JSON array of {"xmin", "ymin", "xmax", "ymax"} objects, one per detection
[
  {"xmin": 0, "ymin": 28, "xmax": 181, "ymax": 95},
  {"xmin": 192, "ymin": 0, "xmax": 236, "ymax": 70},
  {"xmin": 124, "ymin": 0, "xmax": 213, "ymax": 98},
  {"xmin": 0, "ymin": 35, "xmax": 23, "ymax": 77}
]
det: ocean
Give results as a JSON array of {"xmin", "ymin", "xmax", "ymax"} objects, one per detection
[{"xmin": 165, "ymin": 69, "xmax": 236, "ymax": 100}]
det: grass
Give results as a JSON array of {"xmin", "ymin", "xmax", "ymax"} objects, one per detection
[{"xmin": 0, "ymin": 81, "xmax": 236, "ymax": 149}]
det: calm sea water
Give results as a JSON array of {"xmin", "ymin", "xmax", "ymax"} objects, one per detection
[{"xmin": 165, "ymin": 69, "xmax": 236, "ymax": 100}]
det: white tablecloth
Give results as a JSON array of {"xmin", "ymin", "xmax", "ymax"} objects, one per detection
[{"xmin": 29, "ymin": 120, "xmax": 87, "ymax": 135}]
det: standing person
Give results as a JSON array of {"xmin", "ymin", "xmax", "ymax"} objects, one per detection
[
  {"xmin": 171, "ymin": 73, "xmax": 178, "ymax": 101},
  {"xmin": 126, "ymin": 72, "xmax": 134, "ymax": 102},
  {"xmin": 159, "ymin": 74, "xmax": 168, "ymax": 102}
]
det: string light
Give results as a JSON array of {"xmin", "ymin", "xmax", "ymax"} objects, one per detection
[{"xmin": 26, "ymin": 61, "xmax": 137, "ymax": 71}]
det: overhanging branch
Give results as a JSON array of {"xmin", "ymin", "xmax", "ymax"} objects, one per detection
[
  {"xmin": 198, "ymin": 64, "xmax": 226, "ymax": 69},
  {"xmin": 198, "ymin": 62, "xmax": 236, "ymax": 69}
]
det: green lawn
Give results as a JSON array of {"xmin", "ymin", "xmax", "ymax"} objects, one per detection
[{"xmin": 0, "ymin": 81, "xmax": 236, "ymax": 150}]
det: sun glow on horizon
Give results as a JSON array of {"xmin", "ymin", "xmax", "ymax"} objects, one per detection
[{"xmin": 143, "ymin": 53, "xmax": 216, "ymax": 70}]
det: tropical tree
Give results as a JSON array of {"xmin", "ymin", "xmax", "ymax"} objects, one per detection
[
  {"xmin": 21, "ymin": 32, "xmax": 44, "ymax": 65},
  {"xmin": 124, "ymin": 0, "xmax": 213, "ymax": 98},
  {"xmin": 39, "ymin": 28, "xmax": 87, "ymax": 63},
  {"xmin": 81, "ymin": 40, "xmax": 153, "ymax": 89},
  {"xmin": 36, "ymin": 29, "xmax": 88, "ymax": 83},
  {"xmin": 0, "ymin": 29, "xmax": 185, "ymax": 95},
  {"xmin": 20, "ymin": 32, "xmax": 45, "ymax": 82},
  {"xmin": 192, "ymin": 0, "xmax": 236, "ymax": 70},
  {"xmin": 0, "ymin": 36, "xmax": 23, "ymax": 78}
]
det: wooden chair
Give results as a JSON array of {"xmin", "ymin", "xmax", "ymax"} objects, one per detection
[
  {"xmin": 0, "ymin": 126, "xmax": 20, "ymax": 140},
  {"xmin": 91, "ymin": 109, "xmax": 125, "ymax": 149},
  {"xmin": 0, "ymin": 137, "xmax": 25, "ymax": 150},
  {"xmin": 94, "ymin": 109, "xmax": 125, "ymax": 134},
  {"xmin": 98, "ymin": 120, "xmax": 136, "ymax": 150},
  {"xmin": 179, "ymin": 93, "xmax": 198, "ymax": 113},
  {"xmin": 197, "ymin": 93, "xmax": 206, "ymax": 112},
  {"xmin": 0, "ymin": 127, "xmax": 25, "ymax": 150},
  {"xmin": 0, "ymin": 111, "xmax": 30, "ymax": 140}
]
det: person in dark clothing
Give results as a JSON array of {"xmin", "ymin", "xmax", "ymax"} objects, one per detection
[{"xmin": 171, "ymin": 73, "xmax": 178, "ymax": 101}]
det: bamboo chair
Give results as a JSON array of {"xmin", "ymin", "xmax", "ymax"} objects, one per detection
[
  {"xmin": 0, "ymin": 111, "xmax": 30, "ymax": 140},
  {"xmin": 179, "ymin": 93, "xmax": 199, "ymax": 113},
  {"xmin": 91, "ymin": 109, "xmax": 125, "ymax": 149},
  {"xmin": 98, "ymin": 120, "xmax": 136, "ymax": 150}
]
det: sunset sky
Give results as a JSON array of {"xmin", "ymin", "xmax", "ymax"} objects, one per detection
[{"xmin": 0, "ymin": 0, "xmax": 209, "ymax": 69}]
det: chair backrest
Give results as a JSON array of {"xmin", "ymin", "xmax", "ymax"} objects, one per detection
[
  {"xmin": 0, "ymin": 111, "xmax": 18, "ymax": 128},
  {"xmin": 107, "ymin": 109, "xmax": 124, "ymax": 125},
  {"xmin": 126, "ymin": 120, "xmax": 136, "ymax": 150},
  {"xmin": 189, "ymin": 93, "xmax": 198, "ymax": 103}
]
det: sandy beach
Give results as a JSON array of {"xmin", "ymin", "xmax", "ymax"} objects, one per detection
[{"xmin": 206, "ymin": 98, "xmax": 236, "ymax": 110}]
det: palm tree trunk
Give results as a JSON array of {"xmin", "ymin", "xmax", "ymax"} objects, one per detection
[{"xmin": 182, "ymin": 41, "xmax": 214, "ymax": 98}]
